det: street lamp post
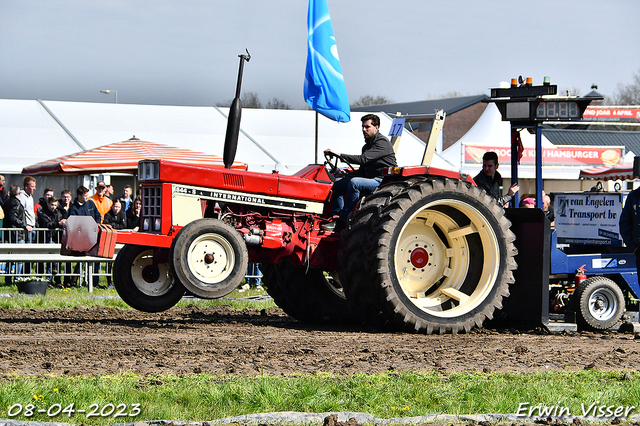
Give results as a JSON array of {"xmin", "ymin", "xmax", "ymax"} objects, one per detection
[{"xmin": 100, "ymin": 89, "xmax": 118, "ymax": 103}]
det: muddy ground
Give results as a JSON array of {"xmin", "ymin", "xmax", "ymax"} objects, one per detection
[{"xmin": 0, "ymin": 305, "xmax": 639, "ymax": 377}]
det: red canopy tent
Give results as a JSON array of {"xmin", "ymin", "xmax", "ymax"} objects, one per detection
[
  {"xmin": 22, "ymin": 138, "xmax": 247, "ymax": 175},
  {"xmin": 579, "ymin": 164, "xmax": 636, "ymax": 181}
]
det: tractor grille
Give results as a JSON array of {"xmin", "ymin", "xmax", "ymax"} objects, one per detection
[
  {"xmin": 223, "ymin": 173, "xmax": 244, "ymax": 188},
  {"xmin": 142, "ymin": 185, "xmax": 162, "ymax": 232}
]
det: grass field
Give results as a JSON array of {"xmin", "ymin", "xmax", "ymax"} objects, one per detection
[
  {"xmin": 0, "ymin": 370, "xmax": 639, "ymax": 424},
  {"xmin": 0, "ymin": 283, "xmax": 276, "ymax": 311},
  {"xmin": 1, "ymin": 285, "xmax": 639, "ymax": 425}
]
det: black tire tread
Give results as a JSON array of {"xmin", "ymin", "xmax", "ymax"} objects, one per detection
[
  {"xmin": 260, "ymin": 260, "xmax": 361, "ymax": 325},
  {"xmin": 337, "ymin": 180, "xmax": 413, "ymax": 326}
]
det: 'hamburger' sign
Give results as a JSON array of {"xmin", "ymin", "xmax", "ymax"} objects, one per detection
[{"xmin": 463, "ymin": 145, "xmax": 623, "ymax": 167}]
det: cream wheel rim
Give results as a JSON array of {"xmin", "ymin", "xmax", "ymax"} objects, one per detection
[{"xmin": 393, "ymin": 199, "xmax": 500, "ymax": 318}]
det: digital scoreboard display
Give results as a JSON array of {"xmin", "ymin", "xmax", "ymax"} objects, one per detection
[
  {"xmin": 490, "ymin": 80, "xmax": 602, "ymax": 123},
  {"xmin": 535, "ymin": 101, "xmax": 581, "ymax": 120}
]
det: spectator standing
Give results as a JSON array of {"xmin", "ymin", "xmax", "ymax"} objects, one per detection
[
  {"xmin": 473, "ymin": 152, "xmax": 519, "ymax": 207},
  {"xmin": 69, "ymin": 185, "xmax": 101, "ymax": 221},
  {"xmin": 18, "ymin": 176, "xmax": 36, "ymax": 275},
  {"xmin": 56, "ymin": 189, "xmax": 73, "ymax": 286},
  {"xmin": 519, "ymin": 198, "xmax": 536, "ymax": 208},
  {"xmin": 126, "ymin": 197, "xmax": 141, "ymax": 231},
  {"xmin": 543, "ymin": 193, "xmax": 555, "ymax": 223},
  {"xmin": 57, "ymin": 189, "xmax": 72, "ymax": 220},
  {"xmin": 18, "ymin": 176, "xmax": 36, "ymax": 243},
  {"xmin": 104, "ymin": 200, "xmax": 127, "ymax": 229},
  {"xmin": 34, "ymin": 188, "xmax": 54, "ymax": 220},
  {"xmin": 36, "ymin": 196, "xmax": 65, "ymax": 276},
  {"xmin": 5, "ymin": 185, "xmax": 30, "ymax": 284},
  {"xmin": 0, "ymin": 175, "xmax": 6, "ymax": 273},
  {"xmin": 105, "ymin": 185, "xmax": 116, "ymax": 202},
  {"xmin": 0, "ymin": 174, "xmax": 8, "ymax": 206},
  {"xmin": 91, "ymin": 181, "xmax": 113, "ymax": 223},
  {"xmin": 620, "ymin": 187, "xmax": 640, "ymax": 280},
  {"xmin": 38, "ymin": 196, "xmax": 65, "ymax": 243},
  {"xmin": 104, "ymin": 200, "xmax": 126, "ymax": 287},
  {"xmin": 119, "ymin": 185, "xmax": 133, "ymax": 212},
  {"xmin": 0, "ymin": 195, "xmax": 4, "ymax": 238},
  {"xmin": 35, "ymin": 188, "xmax": 54, "ymax": 239},
  {"xmin": 0, "ymin": 174, "xmax": 8, "ymax": 227}
]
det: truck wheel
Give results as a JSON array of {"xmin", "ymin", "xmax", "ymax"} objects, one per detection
[
  {"xmin": 170, "ymin": 218, "xmax": 248, "ymax": 299},
  {"xmin": 261, "ymin": 260, "xmax": 361, "ymax": 324},
  {"xmin": 114, "ymin": 245, "xmax": 185, "ymax": 312},
  {"xmin": 338, "ymin": 179, "xmax": 412, "ymax": 326},
  {"xmin": 368, "ymin": 178, "xmax": 517, "ymax": 334},
  {"xmin": 574, "ymin": 276, "xmax": 625, "ymax": 330}
]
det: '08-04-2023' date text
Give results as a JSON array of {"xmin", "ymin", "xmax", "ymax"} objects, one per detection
[{"xmin": 8, "ymin": 402, "xmax": 141, "ymax": 419}]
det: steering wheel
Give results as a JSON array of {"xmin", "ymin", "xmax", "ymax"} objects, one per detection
[
  {"xmin": 324, "ymin": 152, "xmax": 341, "ymax": 180},
  {"xmin": 323, "ymin": 152, "xmax": 355, "ymax": 181}
]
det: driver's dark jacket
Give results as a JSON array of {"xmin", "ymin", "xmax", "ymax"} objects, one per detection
[
  {"xmin": 620, "ymin": 187, "xmax": 640, "ymax": 251},
  {"xmin": 338, "ymin": 131, "xmax": 397, "ymax": 179}
]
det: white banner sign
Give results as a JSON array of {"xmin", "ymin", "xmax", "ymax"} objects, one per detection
[{"xmin": 554, "ymin": 192, "xmax": 623, "ymax": 245}]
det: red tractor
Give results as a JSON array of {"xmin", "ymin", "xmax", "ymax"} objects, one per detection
[
  {"xmin": 63, "ymin": 57, "xmax": 517, "ymax": 334},
  {"xmin": 64, "ymin": 154, "xmax": 517, "ymax": 334}
]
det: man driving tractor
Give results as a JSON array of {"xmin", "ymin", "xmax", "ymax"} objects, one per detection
[{"xmin": 322, "ymin": 113, "xmax": 397, "ymax": 232}]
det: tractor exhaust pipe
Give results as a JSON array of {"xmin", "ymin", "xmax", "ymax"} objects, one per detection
[{"xmin": 223, "ymin": 49, "xmax": 251, "ymax": 169}]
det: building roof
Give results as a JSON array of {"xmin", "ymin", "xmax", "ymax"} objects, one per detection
[
  {"xmin": 351, "ymin": 95, "xmax": 489, "ymax": 129},
  {"xmin": 543, "ymin": 128, "xmax": 640, "ymax": 155}
]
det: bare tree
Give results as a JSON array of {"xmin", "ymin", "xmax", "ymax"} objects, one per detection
[
  {"xmin": 216, "ymin": 91, "xmax": 262, "ymax": 108},
  {"xmin": 610, "ymin": 68, "xmax": 640, "ymax": 105},
  {"xmin": 425, "ymin": 91, "xmax": 464, "ymax": 99},
  {"xmin": 350, "ymin": 95, "xmax": 393, "ymax": 108},
  {"xmin": 265, "ymin": 97, "xmax": 291, "ymax": 110}
]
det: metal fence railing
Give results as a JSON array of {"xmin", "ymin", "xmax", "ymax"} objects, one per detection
[{"xmin": 0, "ymin": 227, "xmax": 63, "ymax": 244}]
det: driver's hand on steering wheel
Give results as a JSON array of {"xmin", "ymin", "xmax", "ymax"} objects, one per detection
[{"xmin": 324, "ymin": 149, "xmax": 340, "ymax": 158}]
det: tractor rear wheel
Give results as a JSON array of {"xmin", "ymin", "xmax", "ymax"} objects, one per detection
[
  {"xmin": 170, "ymin": 218, "xmax": 248, "ymax": 299},
  {"xmin": 364, "ymin": 178, "xmax": 517, "ymax": 334},
  {"xmin": 338, "ymin": 179, "xmax": 413, "ymax": 326},
  {"xmin": 574, "ymin": 276, "xmax": 625, "ymax": 330},
  {"xmin": 114, "ymin": 245, "xmax": 185, "ymax": 312},
  {"xmin": 261, "ymin": 260, "xmax": 361, "ymax": 325}
]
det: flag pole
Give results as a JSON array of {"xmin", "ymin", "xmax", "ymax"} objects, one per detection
[{"xmin": 315, "ymin": 111, "xmax": 319, "ymax": 164}]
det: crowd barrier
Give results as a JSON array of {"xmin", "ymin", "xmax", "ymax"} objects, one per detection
[{"xmin": 0, "ymin": 228, "xmax": 261, "ymax": 293}]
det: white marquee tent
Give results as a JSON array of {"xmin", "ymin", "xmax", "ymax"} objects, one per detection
[{"xmin": 0, "ymin": 99, "xmax": 455, "ymax": 176}]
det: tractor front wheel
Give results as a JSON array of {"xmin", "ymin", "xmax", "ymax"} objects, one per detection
[{"xmin": 170, "ymin": 219, "xmax": 248, "ymax": 299}]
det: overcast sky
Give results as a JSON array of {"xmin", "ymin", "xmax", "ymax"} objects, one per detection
[{"xmin": 1, "ymin": 0, "xmax": 638, "ymax": 110}]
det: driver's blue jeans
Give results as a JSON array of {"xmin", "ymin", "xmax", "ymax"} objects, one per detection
[{"xmin": 331, "ymin": 176, "xmax": 382, "ymax": 222}]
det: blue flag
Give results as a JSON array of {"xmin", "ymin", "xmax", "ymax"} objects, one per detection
[{"xmin": 304, "ymin": 0, "xmax": 350, "ymax": 123}]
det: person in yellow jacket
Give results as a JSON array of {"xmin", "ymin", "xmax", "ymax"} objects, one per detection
[{"xmin": 91, "ymin": 181, "xmax": 113, "ymax": 224}]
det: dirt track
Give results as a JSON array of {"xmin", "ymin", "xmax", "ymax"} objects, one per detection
[{"xmin": 0, "ymin": 305, "xmax": 639, "ymax": 377}]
